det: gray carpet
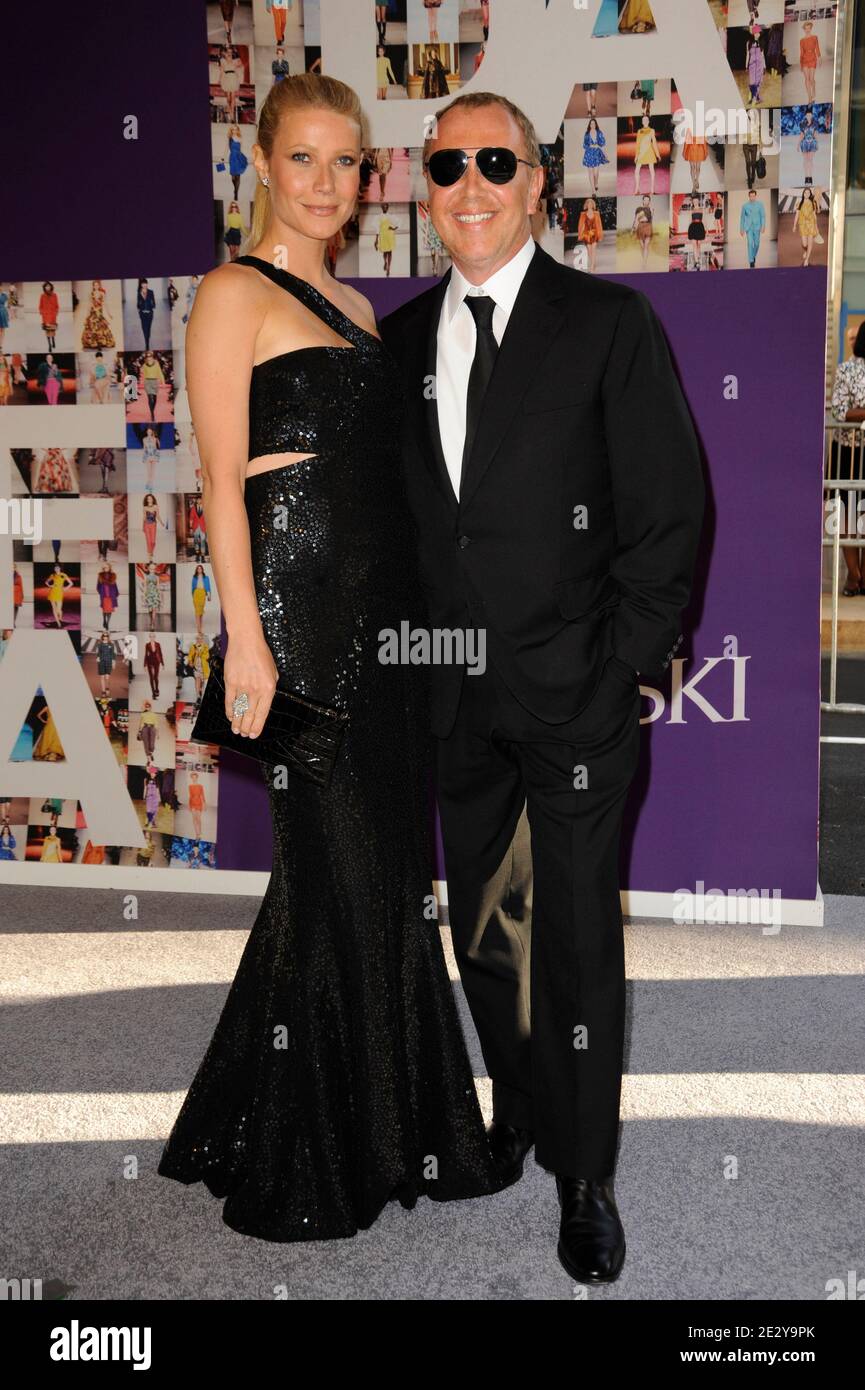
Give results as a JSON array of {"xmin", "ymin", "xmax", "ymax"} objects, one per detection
[{"xmin": 1, "ymin": 885, "xmax": 863, "ymax": 1300}]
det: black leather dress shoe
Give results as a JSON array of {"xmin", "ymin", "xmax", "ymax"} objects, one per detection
[
  {"xmin": 555, "ymin": 1175, "xmax": 626, "ymax": 1283},
  {"xmin": 486, "ymin": 1121, "xmax": 535, "ymax": 1184}
]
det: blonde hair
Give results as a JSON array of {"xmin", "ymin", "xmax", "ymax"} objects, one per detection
[
  {"xmin": 244, "ymin": 73, "xmax": 365, "ymax": 253},
  {"xmin": 421, "ymin": 90, "xmax": 541, "ymax": 171}
]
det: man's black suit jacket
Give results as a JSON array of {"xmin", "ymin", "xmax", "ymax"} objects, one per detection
[{"xmin": 379, "ymin": 242, "xmax": 705, "ymax": 738}]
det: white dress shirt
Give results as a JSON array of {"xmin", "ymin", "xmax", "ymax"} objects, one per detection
[{"xmin": 436, "ymin": 234, "xmax": 537, "ymax": 498}]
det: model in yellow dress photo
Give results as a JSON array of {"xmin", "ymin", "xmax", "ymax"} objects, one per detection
[
  {"xmin": 376, "ymin": 203, "xmax": 399, "ymax": 276},
  {"xmin": 44, "ymin": 565, "xmax": 73, "ymax": 628},
  {"xmin": 633, "ymin": 117, "xmax": 661, "ymax": 195},
  {"xmin": 33, "ymin": 705, "xmax": 65, "ymax": 762},
  {"xmin": 619, "ymin": 0, "xmax": 655, "ymax": 34},
  {"xmin": 793, "ymin": 189, "xmax": 819, "ymax": 267}
]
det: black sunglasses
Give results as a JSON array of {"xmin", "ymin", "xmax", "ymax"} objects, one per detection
[{"xmin": 424, "ymin": 146, "xmax": 537, "ymax": 187}]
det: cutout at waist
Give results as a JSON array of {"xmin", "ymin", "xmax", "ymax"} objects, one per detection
[{"xmin": 245, "ymin": 451, "xmax": 319, "ymax": 484}]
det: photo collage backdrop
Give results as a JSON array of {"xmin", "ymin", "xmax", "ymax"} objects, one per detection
[{"xmin": 0, "ymin": 0, "xmax": 839, "ymax": 872}]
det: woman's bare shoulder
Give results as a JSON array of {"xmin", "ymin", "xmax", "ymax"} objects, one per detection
[
  {"xmin": 194, "ymin": 260, "xmax": 270, "ymax": 307},
  {"xmin": 186, "ymin": 261, "xmax": 269, "ymax": 345}
]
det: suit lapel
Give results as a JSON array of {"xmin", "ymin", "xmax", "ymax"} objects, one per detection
[
  {"xmin": 459, "ymin": 245, "xmax": 566, "ymax": 510},
  {"xmin": 408, "ymin": 269, "xmax": 458, "ymax": 515}
]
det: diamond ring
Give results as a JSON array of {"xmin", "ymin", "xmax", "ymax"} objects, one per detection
[{"xmin": 232, "ymin": 692, "xmax": 250, "ymax": 718}]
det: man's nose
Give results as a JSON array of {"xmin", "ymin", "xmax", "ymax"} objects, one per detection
[{"xmin": 460, "ymin": 156, "xmax": 486, "ymax": 196}]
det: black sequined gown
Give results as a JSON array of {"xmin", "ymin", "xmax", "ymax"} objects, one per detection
[{"xmin": 157, "ymin": 256, "xmax": 505, "ymax": 1241}]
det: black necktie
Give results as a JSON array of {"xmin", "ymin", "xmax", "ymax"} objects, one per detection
[{"xmin": 461, "ymin": 294, "xmax": 498, "ymax": 483}]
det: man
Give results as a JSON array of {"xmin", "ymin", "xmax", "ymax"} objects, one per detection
[{"xmin": 379, "ymin": 92, "xmax": 704, "ymax": 1284}]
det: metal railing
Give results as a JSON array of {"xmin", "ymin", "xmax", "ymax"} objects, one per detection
[{"xmin": 822, "ymin": 421, "xmax": 865, "ymax": 714}]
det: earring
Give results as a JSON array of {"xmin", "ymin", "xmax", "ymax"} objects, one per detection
[{"xmin": 262, "ymin": 177, "xmax": 269, "ymax": 187}]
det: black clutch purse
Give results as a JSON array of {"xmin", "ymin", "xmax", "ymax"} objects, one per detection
[{"xmin": 190, "ymin": 647, "xmax": 348, "ymax": 787}]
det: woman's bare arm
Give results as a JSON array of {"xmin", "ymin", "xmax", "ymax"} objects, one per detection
[{"xmin": 185, "ymin": 264, "xmax": 278, "ymax": 737}]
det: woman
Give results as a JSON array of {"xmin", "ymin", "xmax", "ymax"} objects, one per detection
[
  {"xmin": 829, "ymin": 322, "xmax": 865, "ymax": 595},
  {"xmin": 143, "ymin": 637, "xmax": 164, "ymax": 698},
  {"xmin": 373, "ymin": 144, "xmax": 392, "ymax": 200},
  {"xmin": 139, "ymin": 703, "xmax": 158, "ymax": 762},
  {"xmin": 376, "ymin": 201, "xmax": 399, "ymax": 276},
  {"xmin": 34, "ymin": 706, "xmax": 64, "ymax": 761},
  {"xmin": 97, "ymin": 563, "xmax": 119, "ymax": 631},
  {"xmin": 686, "ymin": 196, "xmax": 707, "ymax": 271},
  {"xmin": 36, "ymin": 353, "xmax": 64, "ymax": 405},
  {"xmin": 582, "ymin": 117, "xmax": 608, "ymax": 196},
  {"xmin": 40, "ymin": 827, "xmax": 63, "ymax": 861},
  {"xmin": 219, "ymin": 47, "xmax": 242, "ymax": 126},
  {"xmin": 223, "ymin": 199, "xmax": 247, "ymax": 260},
  {"xmin": 632, "ymin": 193, "xmax": 653, "ymax": 268},
  {"xmin": 143, "ymin": 771, "xmax": 160, "ymax": 828},
  {"xmin": 188, "ymin": 771, "xmax": 206, "ymax": 840},
  {"xmin": 746, "ymin": 33, "xmax": 765, "ymax": 106},
  {"xmin": 190, "ymin": 562, "xmax": 211, "ymax": 634},
  {"xmin": 188, "ymin": 493, "xmax": 207, "ymax": 561},
  {"xmin": 96, "ymin": 631, "xmax": 115, "ymax": 696},
  {"xmin": 141, "ymin": 426, "xmax": 160, "ymax": 489},
  {"xmin": 633, "ymin": 115, "xmax": 660, "ymax": 195},
  {"xmin": 156, "ymin": 72, "xmax": 507, "ymax": 1241},
  {"xmin": 139, "ymin": 349, "xmax": 165, "ymax": 423},
  {"xmin": 800, "ymin": 22, "xmax": 821, "ymax": 106},
  {"xmin": 798, "ymin": 110, "xmax": 818, "ymax": 186},
  {"xmin": 39, "ymin": 281, "xmax": 59, "ymax": 352},
  {"xmin": 681, "ymin": 125, "xmax": 709, "ymax": 194},
  {"xmin": 375, "ymin": 44, "xmax": 396, "ymax": 100},
  {"xmin": 137, "ymin": 278, "xmax": 155, "ymax": 349},
  {"xmin": 142, "ymin": 560, "xmax": 161, "ymax": 631},
  {"xmin": 90, "ymin": 350, "xmax": 110, "ymax": 402},
  {"xmin": 45, "ymin": 563, "xmax": 73, "ymax": 628},
  {"xmin": 81, "ymin": 279, "xmax": 115, "ymax": 348},
  {"xmin": 421, "ymin": 46, "xmax": 448, "ymax": 99},
  {"xmin": 141, "ymin": 492, "xmax": 166, "ymax": 559},
  {"xmin": 0, "ymin": 822, "xmax": 16, "ymax": 861},
  {"xmin": 793, "ymin": 187, "xmax": 818, "ymax": 267},
  {"xmin": 187, "ymin": 633, "xmax": 210, "ymax": 703},
  {"xmin": 577, "ymin": 195, "xmax": 603, "ymax": 273},
  {"xmin": 225, "ymin": 124, "xmax": 248, "ymax": 197},
  {"xmin": 420, "ymin": 201, "xmax": 445, "ymax": 275}
]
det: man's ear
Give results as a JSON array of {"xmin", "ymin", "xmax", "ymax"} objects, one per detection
[{"xmin": 529, "ymin": 165, "xmax": 546, "ymax": 213}]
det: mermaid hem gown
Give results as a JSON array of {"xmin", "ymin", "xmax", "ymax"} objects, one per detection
[{"xmin": 156, "ymin": 255, "xmax": 506, "ymax": 1241}]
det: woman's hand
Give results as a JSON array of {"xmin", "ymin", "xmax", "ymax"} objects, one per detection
[{"xmin": 224, "ymin": 639, "xmax": 279, "ymax": 739}]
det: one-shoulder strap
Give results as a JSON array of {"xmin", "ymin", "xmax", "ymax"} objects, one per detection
[{"xmin": 235, "ymin": 254, "xmax": 366, "ymax": 346}]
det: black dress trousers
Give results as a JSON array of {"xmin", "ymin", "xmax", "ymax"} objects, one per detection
[{"xmin": 435, "ymin": 642, "xmax": 641, "ymax": 1180}]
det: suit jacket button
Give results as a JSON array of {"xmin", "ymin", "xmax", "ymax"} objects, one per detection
[{"xmin": 457, "ymin": 534, "xmax": 471, "ymax": 549}]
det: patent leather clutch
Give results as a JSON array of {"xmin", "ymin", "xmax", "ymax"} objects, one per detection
[{"xmin": 190, "ymin": 647, "xmax": 348, "ymax": 787}]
